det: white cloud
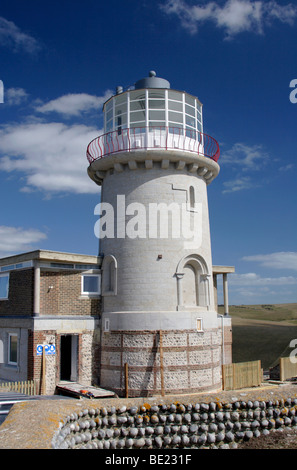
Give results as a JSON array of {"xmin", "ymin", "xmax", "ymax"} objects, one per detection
[
  {"xmin": 222, "ymin": 175, "xmax": 254, "ymax": 193},
  {"xmin": 279, "ymin": 163, "xmax": 294, "ymax": 172},
  {"xmin": 230, "ymin": 272, "xmax": 297, "ymax": 286},
  {"xmin": 161, "ymin": 0, "xmax": 297, "ymax": 38},
  {"xmin": 242, "ymin": 252, "xmax": 297, "ymax": 271},
  {"xmin": 0, "ymin": 226, "xmax": 47, "ymax": 257},
  {"xmin": 36, "ymin": 91, "xmax": 113, "ymax": 117},
  {"xmin": 222, "ymin": 143, "xmax": 268, "ymax": 169},
  {"xmin": 5, "ymin": 88, "xmax": 29, "ymax": 106},
  {"xmin": 0, "ymin": 121, "xmax": 101, "ymax": 194},
  {"xmin": 221, "ymin": 142, "xmax": 269, "ymax": 193},
  {"xmin": 0, "ymin": 16, "xmax": 41, "ymax": 54}
]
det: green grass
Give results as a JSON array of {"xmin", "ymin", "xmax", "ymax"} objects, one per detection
[{"xmin": 218, "ymin": 303, "xmax": 297, "ymax": 371}]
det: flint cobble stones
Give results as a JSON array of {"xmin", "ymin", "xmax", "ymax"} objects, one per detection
[{"xmin": 52, "ymin": 397, "xmax": 297, "ymax": 449}]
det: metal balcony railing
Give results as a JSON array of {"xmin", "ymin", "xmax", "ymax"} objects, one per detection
[{"xmin": 86, "ymin": 127, "xmax": 220, "ymax": 164}]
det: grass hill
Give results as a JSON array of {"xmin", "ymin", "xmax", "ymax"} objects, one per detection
[{"xmin": 218, "ymin": 303, "xmax": 297, "ymax": 371}]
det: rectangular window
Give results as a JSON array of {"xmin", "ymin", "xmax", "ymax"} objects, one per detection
[
  {"xmin": 81, "ymin": 274, "xmax": 101, "ymax": 295},
  {"xmin": 196, "ymin": 318, "xmax": 203, "ymax": 332},
  {"xmin": 104, "ymin": 318, "xmax": 110, "ymax": 332},
  {"xmin": 8, "ymin": 334, "xmax": 18, "ymax": 365},
  {"xmin": 0, "ymin": 273, "xmax": 9, "ymax": 299}
]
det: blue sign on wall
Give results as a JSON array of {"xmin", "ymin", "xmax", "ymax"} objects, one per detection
[{"xmin": 36, "ymin": 344, "xmax": 56, "ymax": 356}]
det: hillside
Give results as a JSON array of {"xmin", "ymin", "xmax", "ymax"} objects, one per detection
[{"xmin": 218, "ymin": 303, "xmax": 297, "ymax": 371}]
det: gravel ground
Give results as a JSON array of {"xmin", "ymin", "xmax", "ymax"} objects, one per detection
[{"xmin": 238, "ymin": 426, "xmax": 297, "ymax": 449}]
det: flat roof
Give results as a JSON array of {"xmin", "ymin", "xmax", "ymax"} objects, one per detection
[
  {"xmin": 212, "ymin": 265, "xmax": 235, "ymax": 274},
  {"xmin": 0, "ymin": 249, "xmax": 101, "ymax": 267}
]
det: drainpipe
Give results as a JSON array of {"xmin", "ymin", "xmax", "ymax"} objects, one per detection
[
  {"xmin": 218, "ymin": 314, "xmax": 225, "ymax": 366},
  {"xmin": 34, "ymin": 261, "xmax": 40, "ymax": 317}
]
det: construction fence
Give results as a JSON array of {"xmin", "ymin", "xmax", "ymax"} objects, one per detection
[{"xmin": 222, "ymin": 360, "xmax": 262, "ymax": 391}]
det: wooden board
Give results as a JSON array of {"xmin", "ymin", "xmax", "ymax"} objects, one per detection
[{"xmin": 56, "ymin": 382, "xmax": 116, "ymax": 399}]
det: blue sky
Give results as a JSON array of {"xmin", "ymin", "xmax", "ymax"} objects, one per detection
[{"xmin": 0, "ymin": 0, "xmax": 297, "ymax": 305}]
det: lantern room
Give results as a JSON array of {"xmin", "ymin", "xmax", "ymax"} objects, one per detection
[{"xmin": 104, "ymin": 71, "xmax": 203, "ymax": 137}]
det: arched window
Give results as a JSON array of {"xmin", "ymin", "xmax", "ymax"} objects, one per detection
[
  {"xmin": 176, "ymin": 254, "xmax": 210, "ymax": 310},
  {"xmin": 102, "ymin": 254, "xmax": 117, "ymax": 296}
]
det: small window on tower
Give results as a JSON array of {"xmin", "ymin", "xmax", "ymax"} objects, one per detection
[
  {"xmin": 196, "ymin": 318, "xmax": 203, "ymax": 332},
  {"xmin": 102, "ymin": 255, "xmax": 117, "ymax": 296},
  {"xmin": 189, "ymin": 186, "xmax": 195, "ymax": 209}
]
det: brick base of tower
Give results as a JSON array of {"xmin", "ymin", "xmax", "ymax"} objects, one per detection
[{"xmin": 100, "ymin": 318, "xmax": 232, "ymax": 397}]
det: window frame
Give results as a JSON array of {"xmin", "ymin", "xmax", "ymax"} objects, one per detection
[
  {"xmin": 196, "ymin": 318, "xmax": 204, "ymax": 332},
  {"xmin": 8, "ymin": 333, "xmax": 18, "ymax": 366},
  {"xmin": 81, "ymin": 273, "xmax": 101, "ymax": 297},
  {"xmin": 0, "ymin": 273, "xmax": 9, "ymax": 300}
]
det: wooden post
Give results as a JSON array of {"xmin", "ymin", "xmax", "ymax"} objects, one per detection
[
  {"xmin": 159, "ymin": 330, "xmax": 165, "ymax": 396},
  {"xmin": 124, "ymin": 363, "xmax": 128, "ymax": 398},
  {"xmin": 42, "ymin": 345, "xmax": 46, "ymax": 395}
]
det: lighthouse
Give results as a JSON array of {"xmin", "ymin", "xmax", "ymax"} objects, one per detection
[{"xmin": 87, "ymin": 71, "xmax": 231, "ymax": 397}]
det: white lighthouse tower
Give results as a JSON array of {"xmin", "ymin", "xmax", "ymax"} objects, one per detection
[{"xmin": 87, "ymin": 71, "xmax": 231, "ymax": 397}]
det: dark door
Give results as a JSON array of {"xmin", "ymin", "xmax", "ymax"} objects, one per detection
[{"xmin": 60, "ymin": 335, "xmax": 72, "ymax": 381}]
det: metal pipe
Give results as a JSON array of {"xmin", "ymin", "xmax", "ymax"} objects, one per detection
[{"xmin": 218, "ymin": 314, "xmax": 225, "ymax": 366}]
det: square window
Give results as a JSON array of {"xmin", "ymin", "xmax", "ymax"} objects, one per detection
[
  {"xmin": 0, "ymin": 273, "xmax": 9, "ymax": 299},
  {"xmin": 81, "ymin": 274, "xmax": 101, "ymax": 295}
]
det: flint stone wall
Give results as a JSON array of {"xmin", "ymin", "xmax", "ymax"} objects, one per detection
[{"xmin": 52, "ymin": 397, "xmax": 297, "ymax": 449}]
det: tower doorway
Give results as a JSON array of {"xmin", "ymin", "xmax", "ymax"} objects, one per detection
[{"xmin": 60, "ymin": 334, "xmax": 78, "ymax": 382}]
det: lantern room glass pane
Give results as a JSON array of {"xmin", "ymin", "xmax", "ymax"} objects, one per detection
[
  {"xmin": 130, "ymin": 122, "xmax": 145, "ymax": 129},
  {"xmin": 105, "ymin": 100, "xmax": 113, "ymax": 112},
  {"xmin": 149, "ymin": 122, "xmax": 165, "ymax": 129},
  {"xmin": 185, "ymin": 94, "xmax": 195, "ymax": 107},
  {"xmin": 168, "ymin": 100, "xmax": 183, "ymax": 112},
  {"xmin": 168, "ymin": 90, "xmax": 182, "ymax": 102},
  {"xmin": 168, "ymin": 111, "xmax": 183, "ymax": 123},
  {"xmin": 149, "ymin": 99, "xmax": 165, "ymax": 109},
  {"xmin": 130, "ymin": 90, "xmax": 146, "ymax": 101},
  {"xmin": 185, "ymin": 104, "xmax": 195, "ymax": 116},
  {"xmin": 186, "ymin": 115, "xmax": 196, "ymax": 127},
  {"xmin": 148, "ymin": 90, "xmax": 165, "ymax": 99},
  {"xmin": 130, "ymin": 100, "xmax": 145, "ymax": 111},
  {"xmin": 106, "ymin": 109, "xmax": 113, "ymax": 121},
  {"xmin": 149, "ymin": 110, "xmax": 165, "ymax": 121},
  {"xmin": 115, "ymin": 94, "xmax": 127, "ymax": 105},
  {"xmin": 130, "ymin": 111, "xmax": 146, "ymax": 122}
]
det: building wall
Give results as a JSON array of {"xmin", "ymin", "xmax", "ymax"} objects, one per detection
[
  {"xmin": 0, "ymin": 265, "xmax": 101, "ymax": 392},
  {"xmin": 100, "ymin": 166, "xmax": 215, "ymax": 314},
  {"xmin": 28, "ymin": 327, "xmax": 101, "ymax": 395},
  {"xmin": 40, "ymin": 270, "xmax": 101, "ymax": 317},
  {"xmin": 100, "ymin": 326, "xmax": 223, "ymax": 397},
  {"xmin": 0, "ymin": 268, "xmax": 34, "ymax": 316}
]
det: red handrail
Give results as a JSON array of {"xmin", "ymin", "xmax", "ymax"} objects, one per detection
[{"xmin": 86, "ymin": 127, "xmax": 220, "ymax": 164}]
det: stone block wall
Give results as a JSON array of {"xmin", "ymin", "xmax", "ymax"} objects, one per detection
[{"xmin": 100, "ymin": 329, "xmax": 222, "ymax": 396}]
